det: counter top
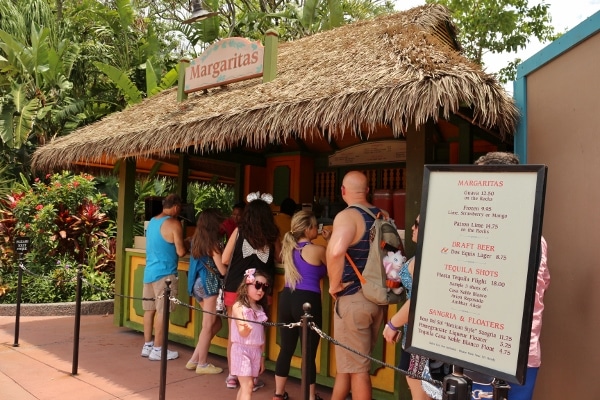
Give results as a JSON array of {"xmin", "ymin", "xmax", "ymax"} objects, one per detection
[{"xmin": 125, "ymin": 248, "xmax": 190, "ymax": 261}]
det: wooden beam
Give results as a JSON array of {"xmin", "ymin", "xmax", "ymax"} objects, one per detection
[
  {"xmin": 178, "ymin": 153, "xmax": 189, "ymax": 202},
  {"xmin": 114, "ymin": 158, "xmax": 136, "ymax": 327},
  {"xmin": 186, "ymin": 147, "xmax": 267, "ymax": 167},
  {"xmin": 405, "ymin": 121, "xmax": 434, "ymax": 257},
  {"xmin": 458, "ymin": 119, "xmax": 473, "ymax": 164},
  {"xmin": 293, "ymin": 135, "xmax": 310, "ymax": 152},
  {"xmin": 449, "ymin": 114, "xmax": 514, "ymax": 148},
  {"xmin": 452, "ymin": 110, "xmax": 513, "ymax": 145}
]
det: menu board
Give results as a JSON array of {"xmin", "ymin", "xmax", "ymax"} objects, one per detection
[
  {"xmin": 328, "ymin": 140, "xmax": 406, "ymax": 166},
  {"xmin": 405, "ymin": 164, "xmax": 547, "ymax": 384}
]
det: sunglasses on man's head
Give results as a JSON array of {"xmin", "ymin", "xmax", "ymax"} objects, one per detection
[{"xmin": 251, "ymin": 281, "xmax": 270, "ymax": 291}]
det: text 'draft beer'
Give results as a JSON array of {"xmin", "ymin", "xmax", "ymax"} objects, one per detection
[{"xmin": 409, "ymin": 166, "xmax": 545, "ymax": 380}]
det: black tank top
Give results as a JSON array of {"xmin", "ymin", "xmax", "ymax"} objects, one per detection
[{"xmin": 224, "ymin": 232, "xmax": 275, "ymax": 293}]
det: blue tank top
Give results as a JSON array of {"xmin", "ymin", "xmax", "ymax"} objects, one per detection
[
  {"xmin": 399, "ymin": 257, "xmax": 414, "ymax": 347},
  {"xmin": 144, "ymin": 216, "xmax": 179, "ymax": 283},
  {"xmin": 288, "ymin": 242, "xmax": 327, "ymax": 293},
  {"xmin": 399, "ymin": 257, "xmax": 413, "ymax": 299},
  {"xmin": 338, "ymin": 206, "xmax": 379, "ymax": 296}
]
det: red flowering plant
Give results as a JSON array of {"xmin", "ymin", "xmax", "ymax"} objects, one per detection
[
  {"xmin": 0, "ymin": 198, "xmax": 17, "ymax": 276},
  {"xmin": 0, "ymin": 172, "xmax": 116, "ymax": 302}
]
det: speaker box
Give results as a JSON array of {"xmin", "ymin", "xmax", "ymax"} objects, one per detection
[{"xmin": 144, "ymin": 196, "xmax": 164, "ymax": 221}]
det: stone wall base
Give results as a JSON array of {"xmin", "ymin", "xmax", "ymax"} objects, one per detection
[{"xmin": 0, "ymin": 300, "xmax": 114, "ymax": 316}]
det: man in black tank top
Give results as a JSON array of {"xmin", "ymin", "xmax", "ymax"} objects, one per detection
[{"xmin": 326, "ymin": 171, "xmax": 387, "ymax": 400}]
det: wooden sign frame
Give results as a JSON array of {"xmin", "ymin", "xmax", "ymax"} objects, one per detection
[{"xmin": 405, "ymin": 164, "xmax": 547, "ymax": 384}]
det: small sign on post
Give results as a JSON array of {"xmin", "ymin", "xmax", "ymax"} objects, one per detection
[
  {"xmin": 14, "ymin": 237, "xmax": 30, "ymax": 256},
  {"xmin": 13, "ymin": 236, "xmax": 30, "ymax": 347}
]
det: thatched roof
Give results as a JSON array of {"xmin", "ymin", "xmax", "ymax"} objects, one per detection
[{"xmin": 32, "ymin": 4, "xmax": 519, "ymax": 171}]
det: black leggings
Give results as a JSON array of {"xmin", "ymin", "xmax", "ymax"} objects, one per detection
[{"xmin": 274, "ymin": 288, "xmax": 323, "ymax": 383}]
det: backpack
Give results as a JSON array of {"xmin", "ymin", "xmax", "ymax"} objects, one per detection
[{"xmin": 345, "ymin": 204, "xmax": 405, "ymax": 305}]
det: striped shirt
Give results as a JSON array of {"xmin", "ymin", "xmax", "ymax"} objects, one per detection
[{"xmin": 338, "ymin": 206, "xmax": 379, "ymax": 296}]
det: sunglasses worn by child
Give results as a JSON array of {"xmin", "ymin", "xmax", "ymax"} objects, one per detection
[{"xmin": 251, "ymin": 281, "xmax": 270, "ymax": 291}]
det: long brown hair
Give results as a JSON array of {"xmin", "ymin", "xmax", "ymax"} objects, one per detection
[
  {"xmin": 190, "ymin": 208, "xmax": 225, "ymax": 259},
  {"xmin": 237, "ymin": 199, "xmax": 279, "ymax": 249}
]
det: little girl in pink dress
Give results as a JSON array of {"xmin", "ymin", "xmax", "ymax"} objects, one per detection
[{"xmin": 230, "ymin": 269, "xmax": 270, "ymax": 399}]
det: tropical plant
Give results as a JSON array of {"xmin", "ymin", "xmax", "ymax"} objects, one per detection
[
  {"xmin": 0, "ymin": 0, "xmax": 84, "ymax": 181},
  {"xmin": 67, "ymin": 0, "xmax": 183, "ymax": 107},
  {"xmin": 218, "ymin": 0, "xmax": 393, "ymax": 41},
  {"xmin": 427, "ymin": 0, "xmax": 560, "ymax": 83},
  {"xmin": 188, "ymin": 179, "xmax": 234, "ymax": 216},
  {"xmin": 8, "ymin": 171, "xmax": 116, "ymax": 273},
  {"xmin": 0, "ymin": 171, "xmax": 116, "ymax": 303},
  {"xmin": 0, "ymin": 254, "xmax": 114, "ymax": 303}
]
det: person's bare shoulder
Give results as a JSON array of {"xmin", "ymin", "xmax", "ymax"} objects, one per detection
[
  {"xmin": 303, "ymin": 243, "xmax": 326, "ymax": 265},
  {"xmin": 163, "ymin": 216, "xmax": 182, "ymax": 230},
  {"xmin": 330, "ymin": 206, "xmax": 365, "ymax": 247},
  {"xmin": 333, "ymin": 206, "xmax": 361, "ymax": 226}
]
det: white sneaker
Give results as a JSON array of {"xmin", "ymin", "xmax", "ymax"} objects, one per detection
[
  {"xmin": 141, "ymin": 344, "xmax": 153, "ymax": 357},
  {"xmin": 148, "ymin": 347, "xmax": 179, "ymax": 361}
]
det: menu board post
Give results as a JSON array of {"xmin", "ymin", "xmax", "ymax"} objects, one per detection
[{"xmin": 405, "ymin": 164, "xmax": 547, "ymax": 385}]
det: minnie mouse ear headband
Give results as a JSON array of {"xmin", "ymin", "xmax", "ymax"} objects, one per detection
[{"xmin": 246, "ymin": 191, "xmax": 273, "ymax": 204}]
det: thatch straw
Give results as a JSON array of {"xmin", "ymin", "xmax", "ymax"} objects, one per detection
[{"xmin": 32, "ymin": 5, "xmax": 518, "ymax": 171}]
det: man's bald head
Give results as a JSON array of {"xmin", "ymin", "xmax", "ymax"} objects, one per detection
[{"xmin": 342, "ymin": 171, "xmax": 369, "ymax": 203}]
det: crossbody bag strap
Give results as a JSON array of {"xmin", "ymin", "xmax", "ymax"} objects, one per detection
[
  {"xmin": 344, "ymin": 204, "xmax": 379, "ymax": 286},
  {"xmin": 203, "ymin": 258, "xmax": 220, "ymax": 276},
  {"xmin": 222, "ymin": 231, "xmax": 239, "ymax": 284},
  {"xmin": 345, "ymin": 253, "xmax": 366, "ymax": 284}
]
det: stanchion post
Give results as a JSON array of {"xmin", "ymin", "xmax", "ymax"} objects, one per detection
[
  {"xmin": 492, "ymin": 379, "xmax": 510, "ymax": 400},
  {"xmin": 72, "ymin": 264, "xmax": 83, "ymax": 375},
  {"xmin": 159, "ymin": 279, "xmax": 172, "ymax": 400},
  {"xmin": 13, "ymin": 256, "xmax": 24, "ymax": 347},
  {"xmin": 442, "ymin": 365, "xmax": 472, "ymax": 400},
  {"xmin": 300, "ymin": 303, "xmax": 313, "ymax": 400},
  {"xmin": 13, "ymin": 237, "xmax": 30, "ymax": 347}
]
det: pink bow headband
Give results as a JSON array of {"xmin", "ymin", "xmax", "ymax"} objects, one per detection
[{"xmin": 245, "ymin": 268, "xmax": 256, "ymax": 284}]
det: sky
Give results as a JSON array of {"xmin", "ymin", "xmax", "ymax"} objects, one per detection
[{"xmin": 393, "ymin": 0, "xmax": 600, "ymax": 90}]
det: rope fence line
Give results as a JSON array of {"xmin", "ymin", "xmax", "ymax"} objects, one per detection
[
  {"xmin": 12, "ymin": 265, "xmax": 444, "ymax": 388},
  {"xmin": 170, "ymin": 293, "xmax": 441, "ymax": 386}
]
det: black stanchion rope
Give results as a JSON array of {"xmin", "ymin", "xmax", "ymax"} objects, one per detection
[{"xmin": 12, "ymin": 265, "xmax": 444, "ymax": 389}]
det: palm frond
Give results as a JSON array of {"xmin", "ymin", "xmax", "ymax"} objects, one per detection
[{"xmin": 93, "ymin": 62, "xmax": 142, "ymax": 105}]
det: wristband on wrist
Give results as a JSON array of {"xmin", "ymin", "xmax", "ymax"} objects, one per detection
[{"xmin": 387, "ymin": 321, "xmax": 400, "ymax": 331}]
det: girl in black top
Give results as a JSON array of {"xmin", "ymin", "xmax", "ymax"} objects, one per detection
[{"xmin": 221, "ymin": 195, "xmax": 281, "ymax": 389}]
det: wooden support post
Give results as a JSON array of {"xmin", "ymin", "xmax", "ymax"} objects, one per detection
[
  {"xmin": 405, "ymin": 122, "xmax": 434, "ymax": 256},
  {"xmin": 178, "ymin": 59, "xmax": 190, "ymax": 102},
  {"xmin": 114, "ymin": 158, "xmax": 136, "ymax": 326},
  {"xmin": 263, "ymin": 30, "xmax": 279, "ymax": 83}
]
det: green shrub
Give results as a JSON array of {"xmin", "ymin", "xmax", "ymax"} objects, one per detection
[{"xmin": 0, "ymin": 172, "xmax": 116, "ymax": 303}]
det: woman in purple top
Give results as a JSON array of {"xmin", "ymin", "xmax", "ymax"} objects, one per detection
[{"xmin": 273, "ymin": 211, "xmax": 329, "ymax": 400}]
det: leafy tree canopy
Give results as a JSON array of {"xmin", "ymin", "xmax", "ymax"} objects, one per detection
[{"xmin": 428, "ymin": 0, "xmax": 560, "ymax": 82}]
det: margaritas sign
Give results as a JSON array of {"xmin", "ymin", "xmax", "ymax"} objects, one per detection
[{"xmin": 184, "ymin": 37, "xmax": 264, "ymax": 93}]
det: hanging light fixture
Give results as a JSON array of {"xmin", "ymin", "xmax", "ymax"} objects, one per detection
[{"xmin": 183, "ymin": 0, "xmax": 218, "ymax": 24}]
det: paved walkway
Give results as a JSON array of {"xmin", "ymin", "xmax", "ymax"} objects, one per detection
[{"xmin": 0, "ymin": 314, "xmax": 333, "ymax": 400}]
